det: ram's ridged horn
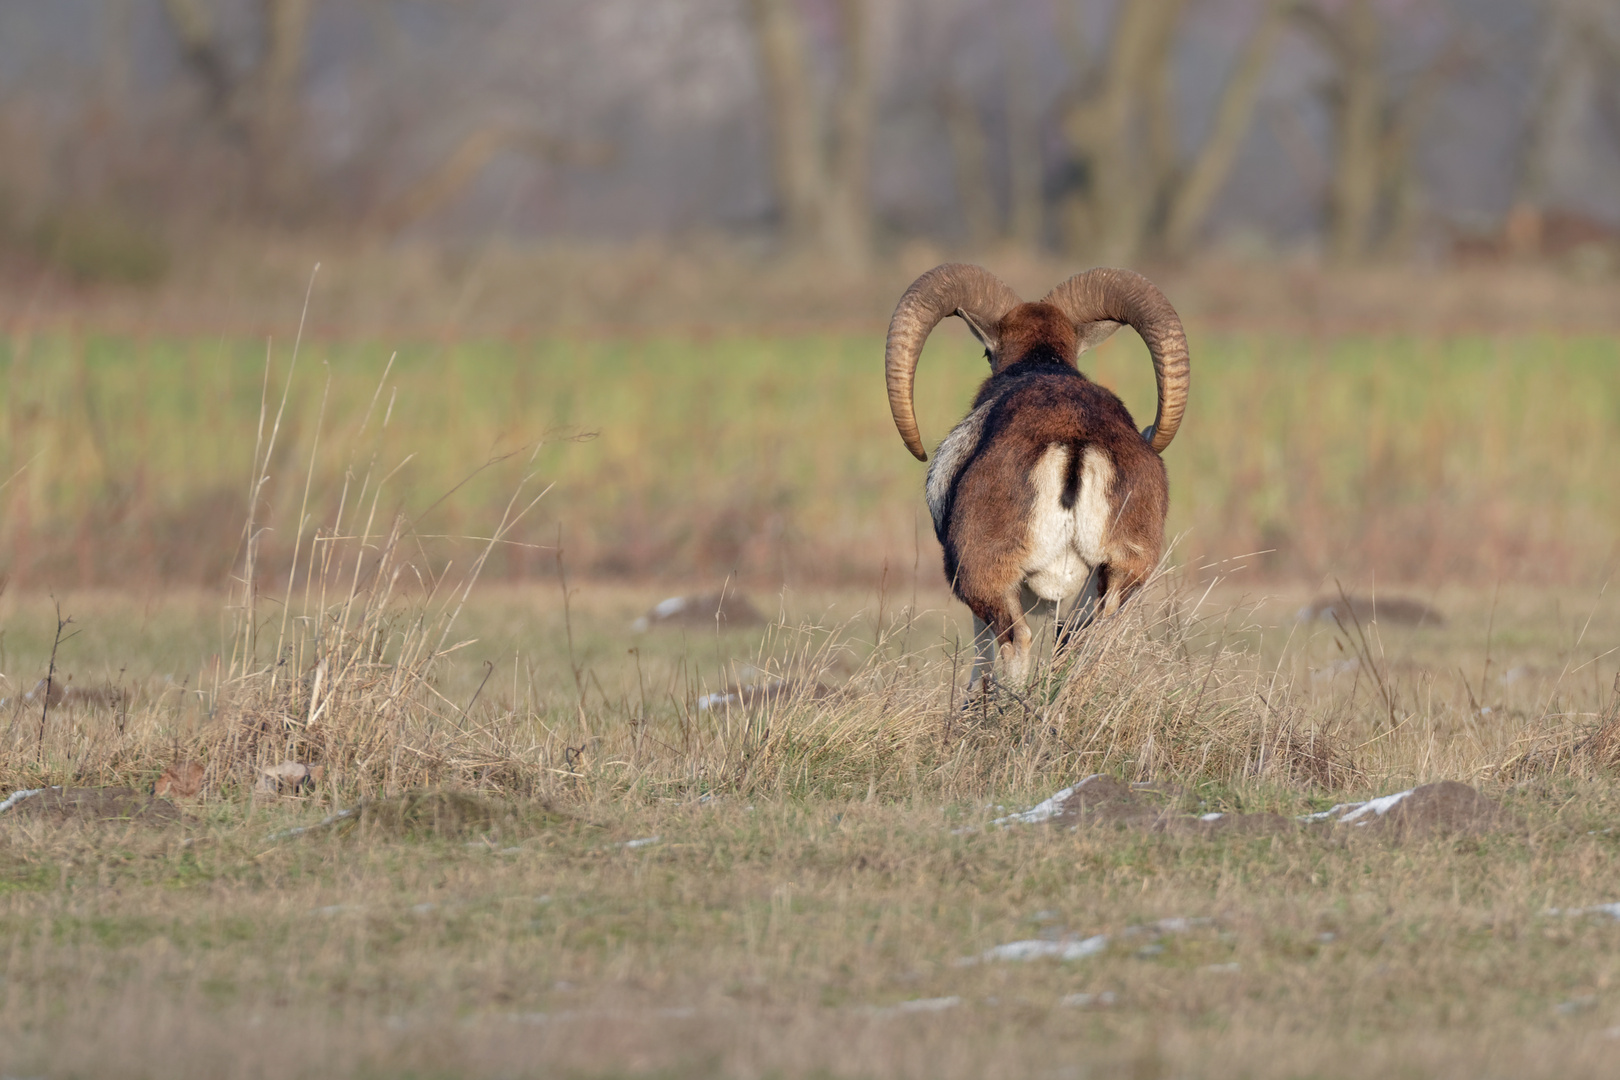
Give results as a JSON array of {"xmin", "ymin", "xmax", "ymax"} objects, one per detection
[
  {"xmin": 1043, "ymin": 268, "xmax": 1189, "ymax": 453},
  {"xmin": 884, "ymin": 263, "xmax": 1023, "ymax": 461}
]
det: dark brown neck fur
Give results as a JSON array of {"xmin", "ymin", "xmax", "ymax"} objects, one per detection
[{"xmin": 988, "ymin": 301, "xmax": 1078, "ymax": 374}]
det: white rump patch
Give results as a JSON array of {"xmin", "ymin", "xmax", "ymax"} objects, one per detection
[{"xmin": 1022, "ymin": 444, "xmax": 1113, "ymax": 604}]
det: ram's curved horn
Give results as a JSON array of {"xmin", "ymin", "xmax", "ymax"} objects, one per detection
[
  {"xmin": 1043, "ymin": 268, "xmax": 1189, "ymax": 453},
  {"xmin": 884, "ymin": 263, "xmax": 1023, "ymax": 461}
]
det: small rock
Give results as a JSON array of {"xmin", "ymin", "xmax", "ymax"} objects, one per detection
[{"xmin": 1296, "ymin": 595, "xmax": 1445, "ymax": 628}]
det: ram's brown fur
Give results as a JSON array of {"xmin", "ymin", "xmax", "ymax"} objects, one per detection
[
  {"xmin": 884, "ymin": 265, "xmax": 1189, "ymax": 691},
  {"xmin": 943, "ymin": 352, "xmax": 1167, "ymax": 643}
]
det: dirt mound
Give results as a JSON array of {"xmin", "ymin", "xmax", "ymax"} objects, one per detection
[
  {"xmin": 1302, "ymin": 780, "xmax": 1508, "ymax": 837},
  {"xmin": 356, "ymin": 790, "xmax": 505, "ymax": 839},
  {"xmin": 1190, "ymin": 811, "xmax": 1296, "ymax": 836},
  {"xmin": 1297, "ymin": 595, "xmax": 1445, "ymax": 627},
  {"xmin": 0, "ymin": 677, "xmax": 124, "ymax": 710},
  {"xmin": 1, "ymin": 787, "xmax": 181, "ymax": 826},
  {"xmin": 996, "ymin": 775, "xmax": 1177, "ymax": 829},
  {"xmin": 1056, "ymin": 776, "xmax": 1172, "ymax": 826},
  {"xmin": 1368, "ymin": 780, "xmax": 1505, "ymax": 836}
]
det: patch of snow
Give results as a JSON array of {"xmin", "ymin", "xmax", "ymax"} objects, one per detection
[
  {"xmin": 896, "ymin": 996, "xmax": 960, "ymax": 1013},
  {"xmin": 1199, "ymin": 812, "xmax": 1225, "ymax": 821},
  {"xmin": 1299, "ymin": 789, "xmax": 1414, "ymax": 825},
  {"xmin": 991, "ymin": 776, "xmax": 1104, "ymax": 826},
  {"xmin": 1547, "ymin": 902, "xmax": 1620, "ymax": 919},
  {"xmin": 1499, "ymin": 665, "xmax": 1530, "ymax": 686},
  {"xmin": 1059, "ymin": 991, "xmax": 1116, "ymax": 1008},
  {"xmin": 1336, "ymin": 789, "xmax": 1414, "ymax": 825},
  {"xmin": 969, "ymin": 934, "xmax": 1109, "ymax": 964},
  {"xmin": 0, "ymin": 787, "xmax": 48, "ymax": 814},
  {"xmin": 862, "ymin": 996, "xmax": 962, "ymax": 1017}
]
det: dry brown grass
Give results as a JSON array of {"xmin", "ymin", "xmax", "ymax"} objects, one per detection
[{"xmin": 3, "ymin": 299, "xmax": 1620, "ymax": 1077}]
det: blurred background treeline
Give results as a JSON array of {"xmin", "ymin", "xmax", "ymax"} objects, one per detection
[
  {"xmin": 0, "ymin": 0, "xmax": 1617, "ymax": 592},
  {"xmin": 1, "ymin": 0, "xmax": 1618, "ymax": 286}
]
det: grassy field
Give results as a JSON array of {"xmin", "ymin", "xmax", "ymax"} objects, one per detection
[
  {"xmin": 1, "ymin": 318, "xmax": 1619, "ymax": 1078},
  {"xmin": 2, "ymin": 327, "xmax": 1617, "ymax": 589},
  {"xmin": 8, "ymin": 778, "xmax": 1620, "ymax": 1080}
]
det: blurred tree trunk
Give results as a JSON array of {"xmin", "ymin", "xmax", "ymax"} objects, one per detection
[
  {"xmin": 747, "ymin": 0, "xmax": 826, "ymax": 245},
  {"xmin": 1057, "ymin": 0, "xmax": 1279, "ymax": 263},
  {"xmin": 1003, "ymin": 21, "xmax": 1044, "ymax": 251},
  {"xmin": 157, "ymin": 0, "xmax": 317, "ymax": 206},
  {"xmin": 1297, "ymin": 0, "xmax": 1382, "ymax": 262},
  {"xmin": 747, "ymin": 0, "xmax": 883, "ymax": 268},
  {"xmin": 1509, "ymin": 0, "xmax": 1620, "ymax": 255},
  {"xmin": 822, "ymin": 0, "xmax": 879, "ymax": 269},
  {"xmin": 1161, "ymin": 0, "xmax": 1287, "ymax": 254},
  {"xmin": 940, "ymin": 82, "xmax": 1001, "ymax": 249},
  {"xmin": 1056, "ymin": 0, "xmax": 1182, "ymax": 263},
  {"xmin": 258, "ymin": 0, "xmax": 315, "ymax": 157},
  {"xmin": 101, "ymin": 0, "xmax": 135, "ymax": 107},
  {"xmin": 159, "ymin": 0, "xmax": 236, "ymax": 120},
  {"xmin": 1296, "ymin": 0, "xmax": 1462, "ymax": 262}
]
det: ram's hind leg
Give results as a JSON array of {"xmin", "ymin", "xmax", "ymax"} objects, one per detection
[
  {"xmin": 1054, "ymin": 566, "xmax": 1102, "ymax": 652},
  {"xmin": 967, "ymin": 616, "xmax": 997, "ymax": 696},
  {"xmin": 961, "ymin": 586, "xmax": 1034, "ymax": 699},
  {"xmin": 1097, "ymin": 545, "xmax": 1158, "ymax": 617}
]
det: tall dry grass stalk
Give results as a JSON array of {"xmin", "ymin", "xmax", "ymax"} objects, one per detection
[{"xmin": 205, "ymin": 315, "xmax": 554, "ymax": 799}]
